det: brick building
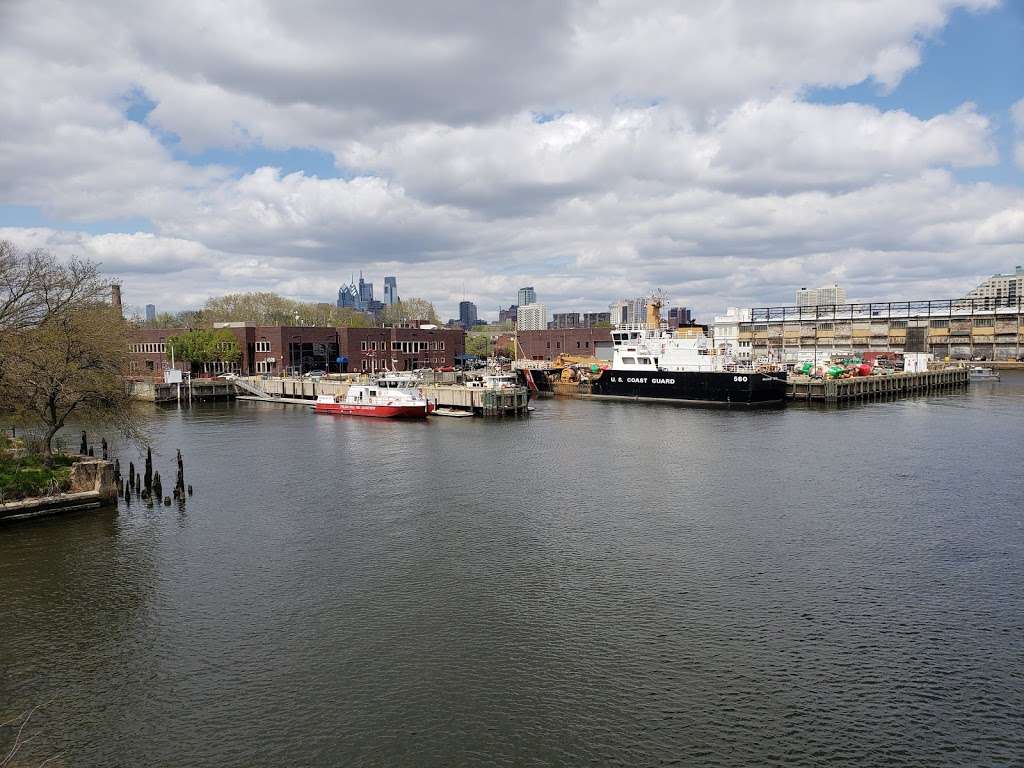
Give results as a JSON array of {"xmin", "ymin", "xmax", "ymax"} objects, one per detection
[
  {"xmin": 503, "ymin": 328, "xmax": 612, "ymax": 361},
  {"xmin": 339, "ymin": 326, "xmax": 464, "ymax": 373},
  {"xmin": 128, "ymin": 323, "xmax": 465, "ymax": 377}
]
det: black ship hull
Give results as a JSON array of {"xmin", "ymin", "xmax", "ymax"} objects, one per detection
[{"xmin": 590, "ymin": 369, "xmax": 787, "ymax": 405}]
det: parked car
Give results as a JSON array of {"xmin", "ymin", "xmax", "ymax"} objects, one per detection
[
  {"xmin": 304, "ymin": 370, "xmax": 327, "ymax": 378},
  {"xmin": 216, "ymin": 372, "xmax": 239, "ymax": 380}
]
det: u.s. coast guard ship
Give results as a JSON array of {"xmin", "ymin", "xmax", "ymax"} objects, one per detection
[{"xmin": 590, "ymin": 298, "xmax": 787, "ymax": 405}]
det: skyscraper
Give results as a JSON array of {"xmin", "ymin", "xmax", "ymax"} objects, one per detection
[
  {"xmin": 517, "ymin": 287, "xmax": 536, "ymax": 307},
  {"xmin": 459, "ymin": 300, "xmax": 478, "ymax": 328},
  {"xmin": 383, "ymin": 276, "xmax": 399, "ymax": 305},
  {"xmin": 145, "ymin": 304, "xmax": 156, "ymax": 322},
  {"xmin": 358, "ymin": 273, "xmax": 374, "ymax": 304}
]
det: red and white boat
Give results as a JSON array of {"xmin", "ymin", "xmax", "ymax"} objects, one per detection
[{"xmin": 314, "ymin": 373, "xmax": 433, "ymax": 419}]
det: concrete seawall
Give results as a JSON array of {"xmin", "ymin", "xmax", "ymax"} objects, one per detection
[{"xmin": 1, "ymin": 459, "xmax": 118, "ymax": 522}]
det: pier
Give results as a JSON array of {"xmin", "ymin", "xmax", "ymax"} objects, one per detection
[
  {"xmin": 233, "ymin": 376, "xmax": 529, "ymax": 416},
  {"xmin": 129, "ymin": 379, "xmax": 237, "ymax": 403},
  {"xmin": 786, "ymin": 368, "xmax": 969, "ymax": 402}
]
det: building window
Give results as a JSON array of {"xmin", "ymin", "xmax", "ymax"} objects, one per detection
[
  {"xmin": 361, "ymin": 359, "xmax": 367, "ymax": 370},
  {"xmin": 930, "ymin": 320, "xmax": 950, "ymax": 328},
  {"xmin": 256, "ymin": 360, "xmax": 273, "ymax": 373},
  {"xmin": 361, "ymin": 341, "xmax": 368, "ymax": 351},
  {"xmin": 255, "ymin": 340, "xmax": 271, "ymax": 352},
  {"xmin": 973, "ymin": 318, "xmax": 994, "ymax": 327},
  {"xmin": 440, "ymin": 341, "xmax": 445, "ymax": 350},
  {"xmin": 890, "ymin": 320, "xmax": 908, "ymax": 328},
  {"xmin": 392, "ymin": 341, "xmax": 401, "ymax": 351}
]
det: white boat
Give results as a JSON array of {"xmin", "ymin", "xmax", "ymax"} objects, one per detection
[
  {"xmin": 968, "ymin": 366, "xmax": 1000, "ymax": 381},
  {"xmin": 467, "ymin": 371, "xmax": 519, "ymax": 389}
]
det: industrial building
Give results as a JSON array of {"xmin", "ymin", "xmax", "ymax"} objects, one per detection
[{"xmin": 713, "ymin": 296, "xmax": 1024, "ymax": 362}]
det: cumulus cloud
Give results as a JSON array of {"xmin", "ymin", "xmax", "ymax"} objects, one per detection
[{"xmin": 0, "ymin": 0, "xmax": 1019, "ymax": 320}]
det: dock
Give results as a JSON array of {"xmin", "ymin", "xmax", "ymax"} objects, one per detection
[
  {"xmin": 129, "ymin": 379, "xmax": 238, "ymax": 403},
  {"xmin": 787, "ymin": 368, "xmax": 969, "ymax": 402},
  {"xmin": 234, "ymin": 377, "xmax": 529, "ymax": 416}
]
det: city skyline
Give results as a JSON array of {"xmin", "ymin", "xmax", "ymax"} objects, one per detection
[{"xmin": 0, "ymin": 2, "xmax": 1021, "ymax": 323}]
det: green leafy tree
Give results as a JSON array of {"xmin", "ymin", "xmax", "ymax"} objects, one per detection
[
  {"xmin": 465, "ymin": 333, "xmax": 492, "ymax": 358},
  {"xmin": 166, "ymin": 329, "xmax": 241, "ymax": 368}
]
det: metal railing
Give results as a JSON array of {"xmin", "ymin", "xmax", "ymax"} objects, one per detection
[{"xmin": 750, "ymin": 296, "xmax": 1023, "ymax": 323}]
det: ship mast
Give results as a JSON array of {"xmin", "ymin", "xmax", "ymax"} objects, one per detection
[{"xmin": 645, "ymin": 290, "xmax": 667, "ymax": 330}]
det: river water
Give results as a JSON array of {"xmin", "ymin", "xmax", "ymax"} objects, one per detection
[{"xmin": 2, "ymin": 376, "xmax": 1023, "ymax": 766}]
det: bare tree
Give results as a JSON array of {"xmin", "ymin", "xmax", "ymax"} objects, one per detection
[
  {"xmin": 0, "ymin": 241, "xmax": 108, "ymax": 333},
  {"xmin": 0, "ymin": 243, "xmax": 139, "ymax": 464}
]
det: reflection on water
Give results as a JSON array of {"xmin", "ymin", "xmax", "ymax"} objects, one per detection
[{"xmin": 2, "ymin": 375, "xmax": 1023, "ymax": 766}]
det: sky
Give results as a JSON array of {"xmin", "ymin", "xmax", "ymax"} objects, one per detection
[{"xmin": 1, "ymin": 0, "xmax": 1022, "ymax": 322}]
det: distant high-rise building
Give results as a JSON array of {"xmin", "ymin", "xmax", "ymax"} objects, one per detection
[
  {"xmin": 796, "ymin": 284, "xmax": 847, "ymax": 307},
  {"xmin": 383, "ymin": 276, "xmax": 399, "ymax": 305},
  {"xmin": 552, "ymin": 312, "xmax": 580, "ymax": 328},
  {"xmin": 582, "ymin": 312, "xmax": 610, "ymax": 327},
  {"xmin": 145, "ymin": 304, "xmax": 156, "ymax": 322},
  {"xmin": 358, "ymin": 274, "xmax": 374, "ymax": 304},
  {"xmin": 499, "ymin": 305, "xmax": 517, "ymax": 324},
  {"xmin": 609, "ymin": 297, "xmax": 646, "ymax": 326},
  {"xmin": 964, "ymin": 266, "xmax": 1023, "ymax": 308},
  {"xmin": 517, "ymin": 303, "xmax": 547, "ymax": 331},
  {"xmin": 667, "ymin": 307, "xmax": 692, "ymax": 327},
  {"xmin": 337, "ymin": 271, "xmax": 384, "ymax": 312},
  {"xmin": 458, "ymin": 300, "xmax": 478, "ymax": 328},
  {"xmin": 517, "ymin": 287, "xmax": 536, "ymax": 307},
  {"xmin": 337, "ymin": 280, "xmax": 360, "ymax": 309}
]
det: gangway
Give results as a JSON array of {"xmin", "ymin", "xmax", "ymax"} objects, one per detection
[{"xmin": 233, "ymin": 377, "xmax": 272, "ymax": 399}]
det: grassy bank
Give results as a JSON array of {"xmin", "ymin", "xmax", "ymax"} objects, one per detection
[{"xmin": 0, "ymin": 454, "xmax": 76, "ymax": 501}]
